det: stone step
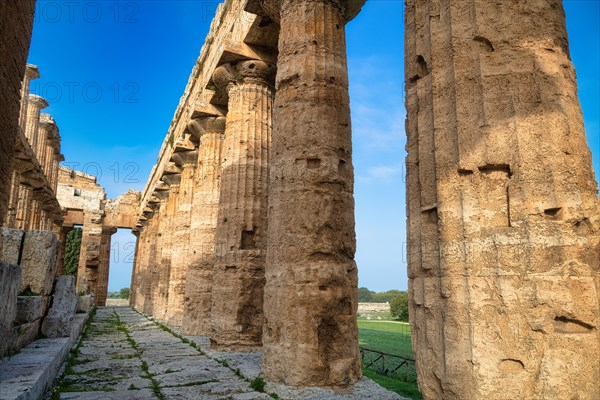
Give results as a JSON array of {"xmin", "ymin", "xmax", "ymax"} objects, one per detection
[{"xmin": 0, "ymin": 313, "xmax": 88, "ymax": 400}]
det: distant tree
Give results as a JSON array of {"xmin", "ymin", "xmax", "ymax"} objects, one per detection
[
  {"xmin": 119, "ymin": 288, "xmax": 130, "ymax": 299},
  {"xmin": 358, "ymin": 287, "xmax": 374, "ymax": 302},
  {"xmin": 64, "ymin": 228, "xmax": 82, "ymax": 277},
  {"xmin": 390, "ymin": 292, "xmax": 409, "ymax": 322},
  {"xmin": 371, "ymin": 289, "xmax": 403, "ymax": 303}
]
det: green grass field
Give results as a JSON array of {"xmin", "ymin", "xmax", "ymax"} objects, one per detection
[{"xmin": 358, "ymin": 320, "xmax": 423, "ymax": 400}]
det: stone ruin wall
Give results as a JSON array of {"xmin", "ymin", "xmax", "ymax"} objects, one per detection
[
  {"xmin": 57, "ymin": 167, "xmax": 141, "ymax": 306},
  {"xmin": 0, "ymin": 54, "xmax": 89, "ymax": 359}
]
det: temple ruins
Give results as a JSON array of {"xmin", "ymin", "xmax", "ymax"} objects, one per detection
[{"xmin": 0, "ymin": 0, "xmax": 598, "ymax": 399}]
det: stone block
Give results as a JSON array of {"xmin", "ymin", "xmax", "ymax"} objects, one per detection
[
  {"xmin": 15, "ymin": 295, "xmax": 49, "ymax": 324},
  {"xmin": 0, "ymin": 227, "xmax": 24, "ymax": 265},
  {"xmin": 77, "ymin": 294, "xmax": 94, "ymax": 313},
  {"xmin": 11, "ymin": 320, "xmax": 41, "ymax": 351},
  {"xmin": 20, "ymin": 230, "xmax": 58, "ymax": 296},
  {"xmin": 0, "ymin": 261, "xmax": 21, "ymax": 359},
  {"xmin": 41, "ymin": 275, "xmax": 77, "ymax": 338}
]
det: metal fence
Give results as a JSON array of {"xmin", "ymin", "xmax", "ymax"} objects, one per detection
[{"xmin": 360, "ymin": 347, "xmax": 417, "ymax": 382}]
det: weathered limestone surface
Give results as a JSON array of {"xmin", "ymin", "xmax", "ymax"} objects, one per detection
[
  {"xmin": 210, "ymin": 60, "xmax": 274, "ymax": 349},
  {"xmin": 42, "ymin": 275, "xmax": 78, "ymax": 338},
  {"xmin": 0, "ymin": 0, "xmax": 36, "ymax": 227},
  {"xmin": 166, "ymin": 143, "xmax": 198, "ymax": 327},
  {"xmin": 11, "ymin": 319, "xmax": 43, "ymax": 352},
  {"xmin": 259, "ymin": 0, "xmax": 364, "ymax": 386},
  {"xmin": 182, "ymin": 117, "xmax": 225, "ymax": 336},
  {"xmin": 77, "ymin": 294, "xmax": 94, "ymax": 313},
  {"xmin": 15, "ymin": 295, "xmax": 49, "ymax": 324},
  {"xmin": 404, "ymin": 1, "xmax": 600, "ymax": 399},
  {"xmin": 20, "ymin": 230, "xmax": 59, "ymax": 296},
  {"xmin": 1, "ymin": 227, "xmax": 24, "ymax": 265},
  {"xmin": 0, "ymin": 262, "xmax": 21, "ymax": 358}
]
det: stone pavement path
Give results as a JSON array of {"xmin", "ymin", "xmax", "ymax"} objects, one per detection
[{"xmin": 50, "ymin": 306, "xmax": 272, "ymax": 400}]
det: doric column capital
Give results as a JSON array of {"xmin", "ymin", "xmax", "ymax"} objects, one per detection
[
  {"xmin": 171, "ymin": 149, "xmax": 198, "ymax": 167},
  {"xmin": 39, "ymin": 113, "xmax": 56, "ymax": 128},
  {"xmin": 256, "ymin": 0, "xmax": 365, "ymax": 23},
  {"xmin": 187, "ymin": 115, "xmax": 226, "ymax": 141},
  {"xmin": 28, "ymin": 94, "xmax": 49, "ymax": 110},
  {"xmin": 24, "ymin": 64, "xmax": 40, "ymax": 80},
  {"xmin": 212, "ymin": 59, "xmax": 276, "ymax": 92}
]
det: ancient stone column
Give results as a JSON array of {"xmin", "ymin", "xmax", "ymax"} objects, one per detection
[
  {"xmin": 182, "ymin": 116, "xmax": 225, "ymax": 336},
  {"xmin": 39, "ymin": 114, "xmax": 58, "ymax": 182},
  {"xmin": 19, "ymin": 64, "xmax": 40, "ymax": 133},
  {"xmin": 143, "ymin": 182, "xmax": 171, "ymax": 317},
  {"xmin": 129, "ymin": 229, "xmax": 141, "ymax": 308},
  {"xmin": 0, "ymin": 4, "xmax": 36, "ymax": 231},
  {"xmin": 155, "ymin": 177, "xmax": 180, "ymax": 321},
  {"xmin": 24, "ymin": 94, "xmax": 47, "ymax": 150},
  {"xmin": 96, "ymin": 227, "xmax": 116, "ymax": 306},
  {"xmin": 259, "ymin": 0, "xmax": 364, "ymax": 386},
  {"xmin": 208, "ymin": 60, "xmax": 274, "ymax": 349},
  {"xmin": 133, "ymin": 222, "xmax": 151, "ymax": 312},
  {"xmin": 15, "ymin": 185, "xmax": 32, "ymax": 230},
  {"xmin": 4, "ymin": 172, "xmax": 20, "ymax": 227},
  {"xmin": 77, "ymin": 210, "xmax": 104, "ymax": 297},
  {"xmin": 404, "ymin": 1, "xmax": 600, "ymax": 399},
  {"xmin": 166, "ymin": 140, "xmax": 198, "ymax": 327}
]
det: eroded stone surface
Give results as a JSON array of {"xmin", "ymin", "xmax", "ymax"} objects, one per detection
[
  {"xmin": 15, "ymin": 295, "xmax": 48, "ymax": 324},
  {"xmin": 19, "ymin": 230, "xmax": 58, "ymax": 296},
  {"xmin": 0, "ymin": 262, "xmax": 21, "ymax": 358},
  {"xmin": 210, "ymin": 60, "xmax": 274, "ymax": 350},
  {"xmin": 41, "ymin": 275, "xmax": 77, "ymax": 338},
  {"xmin": 77, "ymin": 294, "xmax": 94, "ymax": 313},
  {"xmin": 404, "ymin": 1, "xmax": 600, "ymax": 399},
  {"xmin": 0, "ymin": 228, "xmax": 24, "ymax": 265},
  {"xmin": 261, "ymin": 0, "xmax": 363, "ymax": 387}
]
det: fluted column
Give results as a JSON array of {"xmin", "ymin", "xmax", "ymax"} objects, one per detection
[
  {"xmin": 142, "ymin": 211, "xmax": 159, "ymax": 315},
  {"xmin": 258, "ymin": 0, "xmax": 364, "ymax": 386},
  {"xmin": 76, "ymin": 210, "xmax": 104, "ymax": 297},
  {"xmin": 182, "ymin": 116, "xmax": 226, "ymax": 336},
  {"xmin": 15, "ymin": 185, "xmax": 32, "ymax": 230},
  {"xmin": 129, "ymin": 229, "xmax": 141, "ymax": 308},
  {"xmin": 19, "ymin": 64, "xmax": 39, "ymax": 133},
  {"xmin": 155, "ymin": 176, "xmax": 180, "ymax": 321},
  {"xmin": 405, "ymin": 1, "xmax": 600, "ymax": 399},
  {"xmin": 96, "ymin": 227, "xmax": 117, "ymax": 306},
  {"xmin": 166, "ymin": 140, "xmax": 198, "ymax": 327},
  {"xmin": 133, "ymin": 222, "xmax": 152, "ymax": 312},
  {"xmin": 4, "ymin": 172, "xmax": 20, "ymax": 227},
  {"xmin": 38, "ymin": 114, "xmax": 58, "ymax": 182},
  {"xmin": 208, "ymin": 60, "xmax": 274, "ymax": 349},
  {"xmin": 24, "ymin": 94, "xmax": 47, "ymax": 150},
  {"xmin": 147, "ymin": 197, "xmax": 168, "ymax": 317}
]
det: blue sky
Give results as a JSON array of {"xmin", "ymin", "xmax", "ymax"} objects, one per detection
[{"xmin": 28, "ymin": 1, "xmax": 599, "ymax": 292}]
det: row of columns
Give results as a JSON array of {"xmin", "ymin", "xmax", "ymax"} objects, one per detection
[
  {"xmin": 131, "ymin": 59, "xmax": 275, "ymax": 351},
  {"xmin": 131, "ymin": 0, "xmax": 363, "ymax": 387},
  {"xmin": 4, "ymin": 64, "xmax": 64, "ymax": 234}
]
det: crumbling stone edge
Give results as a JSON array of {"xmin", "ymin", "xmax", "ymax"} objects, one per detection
[{"xmin": 0, "ymin": 307, "xmax": 94, "ymax": 400}]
